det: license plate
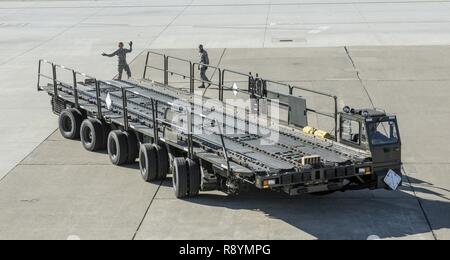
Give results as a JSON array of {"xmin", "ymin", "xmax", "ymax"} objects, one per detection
[{"xmin": 384, "ymin": 169, "xmax": 402, "ymax": 190}]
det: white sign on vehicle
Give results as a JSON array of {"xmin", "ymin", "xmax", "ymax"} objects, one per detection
[
  {"xmin": 106, "ymin": 93, "xmax": 112, "ymax": 110},
  {"xmin": 384, "ymin": 169, "xmax": 402, "ymax": 190},
  {"xmin": 232, "ymin": 82, "xmax": 239, "ymax": 96}
]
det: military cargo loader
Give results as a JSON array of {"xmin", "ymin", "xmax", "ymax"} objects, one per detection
[{"xmin": 37, "ymin": 51, "xmax": 402, "ymax": 198}]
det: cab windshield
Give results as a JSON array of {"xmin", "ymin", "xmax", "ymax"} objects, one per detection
[{"xmin": 367, "ymin": 120, "xmax": 399, "ymax": 146}]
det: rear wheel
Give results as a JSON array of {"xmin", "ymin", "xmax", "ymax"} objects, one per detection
[
  {"xmin": 154, "ymin": 144, "xmax": 169, "ymax": 180},
  {"xmin": 187, "ymin": 159, "xmax": 201, "ymax": 197},
  {"xmin": 101, "ymin": 123, "xmax": 111, "ymax": 148},
  {"xmin": 172, "ymin": 158, "xmax": 188, "ymax": 198},
  {"xmin": 59, "ymin": 109, "xmax": 82, "ymax": 139},
  {"xmin": 139, "ymin": 144, "xmax": 158, "ymax": 182},
  {"xmin": 107, "ymin": 130, "xmax": 128, "ymax": 165},
  {"xmin": 80, "ymin": 118, "xmax": 105, "ymax": 151},
  {"xmin": 125, "ymin": 131, "xmax": 139, "ymax": 164}
]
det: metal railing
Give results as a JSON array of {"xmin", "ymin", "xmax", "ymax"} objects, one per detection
[
  {"xmin": 39, "ymin": 48, "xmax": 342, "ymax": 150},
  {"xmin": 37, "ymin": 59, "xmax": 57, "ymax": 96},
  {"xmin": 38, "ymin": 59, "xmax": 203, "ymax": 159},
  {"xmin": 143, "ymin": 51, "xmax": 167, "ymax": 84},
  {"xmin": 38, "ymin": 59, "xmax": 101, "ymax": 117},
  {"xmin": 263, "ymin": 79, "xmax": 338, "ymax": 139},
  {"xmin": 39, "ymin": 54, "xmax": 342, "ymax": 169},
  {"xmin": 142, "ymin": 51, "xmax": 340, "ymax": 140},
  {"xmin": 123, "ymin": 88, "xmax": 196, "ymax": 158},
  {"xmin": 220, "ymin": 68, "xmax": 255, "ymax": 100},
  {"xmin": 166, "ymin": 56, "xmax": 194, "ymax": 93}
]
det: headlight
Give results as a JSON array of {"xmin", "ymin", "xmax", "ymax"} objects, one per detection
[
  {"xmin": 358, "ymin": 167, "xmax": 372, "ymax": 175},
  {"xmin": 263, "ymin": 179, "xmax": 277, "ymax": 188}
]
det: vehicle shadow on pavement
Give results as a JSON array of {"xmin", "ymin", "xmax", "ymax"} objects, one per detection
[
  {"xmin": 181, "ymin": 179, "xmax": 450, "ymax": 240},
  {"xmin": 407, "ymin": 176, "xmax": 450, "ymax": 200}
]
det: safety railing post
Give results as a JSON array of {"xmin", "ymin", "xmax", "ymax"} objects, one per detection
[
  {"xmin": 188, "ymin": 105, "xmax": 194, "ymax": 159},
  {"xmin": 37, "ymin": 60, "xmax": 42, "ymax": 91},
  {"xmin": 52, "ymin": 64, "xmax": 58, "ymax": 98},
  {"xmin": 143, "ymin": 52, "xmax": 150, "ymax": 79},
  {"xmin": 95, "ymin": 80, "xmax": 102, "ymax": 119},
  {"xmin": 221, "ymin": 69, "xmax": 225, "ymax": 87},
  {"xmin": 247, "ymin": 72, "xmax": 251, "ymax": 91},
  {"xmin": 334, "ymin": 96, "xmax": 338, "ymax": 141},
  {"xmin": 220, "ymin": 69, "xmax": 225, "ymax": 101},
  {"xmin": 233, "ymin": 106, "xmax": 238, "ymax": 133},
  {"xmin": 219, "ymin": 69, "xmax": 223, "ymax": 102},
  {"xmin": 190, "ymin": 62, "xmax": 194, "ymax": 94},
  {"xmin": 122, "ymin": 89, "xmax": 129, "ymax": 131},
  {"xmin": 222, "ymin": 102, "xmax": 227, "ymax": 130},
  {"xmin": 164, "ymin": 56, "xmax": 168, "ymax": 85},
  {"xmin": 151, "ymin": 99, "xmax": 159, "ymax": 142},
  {"xmin": 72, "ymin": 70, "xmax": 79, "ymax": 108}
]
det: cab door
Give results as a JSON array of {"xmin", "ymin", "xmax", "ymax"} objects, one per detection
[
  {"xmin": 339, "ymin": 114, "xmax": 369, "ymax": 150},
  {"xmin": 366, "ymin": 118, "xmax": 401, "ymax": 165}
]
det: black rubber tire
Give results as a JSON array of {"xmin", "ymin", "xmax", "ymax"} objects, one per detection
[
  {"xmin": 125, "ymin": 131, "xmax": 139, "ymax": 164},
  {"xmin": 172, "ymin": 158, "xmax": 188, "ymax": 198},
  {"xmin": 168, "ymin": 152, "xmax": 175, "ymax": 175},
  {"xmin": 107, "ymin": 130, "xmax": 128, "ymax": 165},
  {"xmin": 139, "ymin": 144, "xmax": 158, "ymax": 182},
  {"xmin": 187, "ymin": 159, "xmax": 201, "ymax": 197},
  {"xmin": 59, "ymin": 109, "xmax": 82, "ymax": 139},
  {"xmin": 80, "ymin": 119, "xmax": 104, "ymax": 151},
  {"xmin": 101, "ymin": 123, "xmax": 111, "ymax": 149},
  {"xmin": 154, "ymin": 144, "xmax": 169, "ymax": 180}
]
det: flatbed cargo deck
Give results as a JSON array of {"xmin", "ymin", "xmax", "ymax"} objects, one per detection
[{"xmin": 37, "ymin": 51, "xmax": 402, "ymax": 197}]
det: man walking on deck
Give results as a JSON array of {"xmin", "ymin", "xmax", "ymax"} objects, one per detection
[
  {"xmin": 102, "ymin": 41, "xmax": 133, "ymax": 80},
  {"xmin": 198, "ymin": 44, "xmax": 210, "ymax": 89}
]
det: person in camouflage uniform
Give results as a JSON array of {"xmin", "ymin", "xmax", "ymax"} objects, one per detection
[
  {"xmin": 102, "ymin": 41, "xmax": 133, "ymax": 80},
  {"xmin": 198, "ymin": 44, "xmax": 210, "ymax": 89}
]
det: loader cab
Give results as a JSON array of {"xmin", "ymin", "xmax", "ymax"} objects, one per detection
[{"xmin": 339, "ymin": 107, "xmax": 401, "ymax": 165}]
